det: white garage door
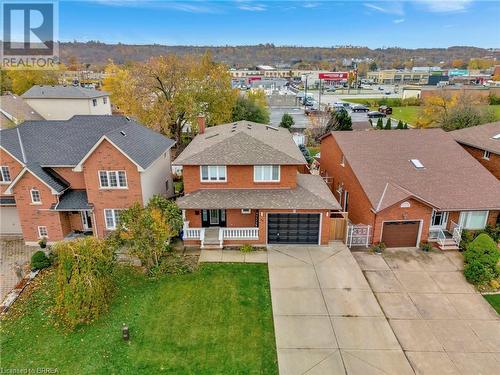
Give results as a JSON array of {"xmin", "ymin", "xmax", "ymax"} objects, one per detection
[{"xmin": 0, "ymin": 207, "xmax": 22, "ymax": 235}]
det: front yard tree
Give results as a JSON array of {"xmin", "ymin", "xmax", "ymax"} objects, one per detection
[
  {"xmin": 118, "ymin": 196, "xmax": 183, "ymax": 271},
  {"xmin": 103, "ymin": 53, "xmax": 237, "ymax": 147},
  {"xmin": 396, "ymin": 120, "xmax": 404, "ymax": 129},
  {"xmin": 384, "ymin": 118, "xmax": 392, "ymax": 130},
  {"xmin": 280, "ymin": 113, "xmax": 295, "ymax": 130},
  {"xmin": 231, "ymin": 90, "xmax": 270, "ymax": 124},
  {"xmin": 54, "ymin": 237, "xmax": 116, "ymax": 330},
  {"xmin": 376, "ymin": 117, "xmax": 384, "ymax": 129}
]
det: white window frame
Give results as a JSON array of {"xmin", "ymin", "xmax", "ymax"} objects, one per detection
[
  {"xmin": 483, "ymin": 150, "xmax": 491, "ymax": 160},
  {"xmin": 104, "ymin": 209, "xmax": 122, "ymax": 230},
  {"xmin": 0, "ymin": 166, "xmax": 11, "ymax": 183},
  {"xmin": 99, "ymin": 170, "xmax": 128, "ymax": 189},
  {"xmin": 241, "ymin": 208, "xmax": 251, "ymax": 214},
  {"xmin": 30, "ymin": 188, "xmax": 41, "ymax": 204},
  {"xmin": 38, "ymin": 226, "xmax": 48, "ymax": 238},
  {"xmin": 253, "ymin": 165, "xmax": 280, "ymax": 182},
  {"xmin": 103, "ymin": 97, "xmax": 108, "ymax": 104},
  {"xmin": 200, "ymin": 165, "xmax": 227, "ymax": 182},
  {"xmin": 92, "ymin": 98, "xmax": 98, "ymax": 107},
  {"xmin": 340, "ymin": 155, "xmax": 345, "ymax": 167},
  {"xmin": 459, "ymin": 211, "xmax": 489, "ymax": 230}
]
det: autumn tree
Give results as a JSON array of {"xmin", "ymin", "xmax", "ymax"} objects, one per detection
[
  {"xmin": 231, "ymin": 90, "xmax": 270, "ymax": 124},
  {"xmin": 280, "ymin": 113, "xmax": 295, "ymax": 130},
  {"xmin": 102, "ymin": 53, "xmax": 237, "ymax": 146},
  {"xmin": 6, "ymin": 69, "xmax": 61, "ymax": 94}
]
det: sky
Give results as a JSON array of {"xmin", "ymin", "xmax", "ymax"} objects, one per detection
[{"xmin": 58, "ymin": 0, "xmax": 500, "ymax": 48}]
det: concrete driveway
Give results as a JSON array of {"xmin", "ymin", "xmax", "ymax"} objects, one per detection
[
  {"xmin": 268, "ymin": 242, "xmax": 414, "ymax": 375},
  {"xmin": 354, "ymin": 248, "xmax": 500, "ymax": 375}
]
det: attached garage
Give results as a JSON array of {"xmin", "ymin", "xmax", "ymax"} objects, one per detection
[
  {"xmin": 381, "ymin": 221, "xmax": 420, "ymax": 248},
  {"xmin": 268, "ymin": 213, "xmax": 320, "ymax": 244},
  {"xmin": 0, "ymin": 206, "xmax": 23, "ymax": 236}
]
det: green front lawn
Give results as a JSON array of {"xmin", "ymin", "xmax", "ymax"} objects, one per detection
[
  {"xmin": 484, "ymin": 294, "xmax": 500, "ymax": 314},
  {"xmin": 0, "ymin": 264, "xmax": 278, "ymax": 374}
]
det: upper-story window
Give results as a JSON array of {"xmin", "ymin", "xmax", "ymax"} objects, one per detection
[
  {"xmin": 103, "ymin": 97, "xmax": 108, "ymax": 105},
  {"xmin": 483, "ymin": 150, "xmax": 491, "ymax": 160},
  {"xmin": 99, "ymin": 170, "xmax": 127, "ymax": 188},
  {"xmin": 254, "ymin": 165, "xmax": 280, "ymax": 182},
  {"xmin": 92, "ymin": 98, "xmax": 98, "ymax": 107},
  {"xmin": 0, "ymin": 166, "xmax": 11, "ymax": 183},
  {"xmin": 30, "ymin": 188, "xmax": 41, "ymax": 204},
  {"xmin": 200, "ymin": 166, "xmax": 226, "ymax": 182}
]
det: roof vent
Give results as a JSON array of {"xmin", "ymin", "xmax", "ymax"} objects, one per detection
[
  {"xmin": 125, "ymin": 116, "xmax": 131, "ymax": 121},
  {"xmin": 206, "ymin": 133, "xmax": 219, "ymax": 139},
  {"xmin": 492, "ymin": 133, "xmax": 500, "ymax": 140},
  {"xmin": 120, "ymin": 131, "xmax": 127, "ymax": 137},
  {"xmin": 265, "ymin": 125, "xmax": 279, "ymax": 131},
  {"xmin": 410, "ymin": 159, "xmax": 425, "ymax": 169}
]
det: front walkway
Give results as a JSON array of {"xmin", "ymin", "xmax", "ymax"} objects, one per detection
[
  {"xmin": 268, "ymin": 242, "xmax": 413, "ymax": 375},
  {"xmin": 0, "ymin": 239, "xmax": 38, "ymax": 301},
  {"xmin": 354, "ymin": 248, "xmax": 499, "ymax": 375}
]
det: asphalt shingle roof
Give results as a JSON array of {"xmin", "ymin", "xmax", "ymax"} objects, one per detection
[
  {"xmin": 177, "ymin": 174, "xmax": 340, "ymax": 210},
  {"xmin": 173, "ymin": 121, "xmax": 306, "ymax": 165},
  {"xmin": 329, "ymin": 129, "xmax": 500, "ymax": 211},
  {"xmin": 0, "ymin": 115, "xmax": 175, "ymax": 193},
  {"xmin": 22, "ymin": 85, "xmax": 109, "ymax": 99},
  {"xmin": 53, "ymin": 190, "xmax": 92, "ymax": 210},
  {"xmin": 451, "ymin": 121, "xmax": 500, "ymax": 155},
  {"xmin": 0, "ymin": 94, "xmax": 43, "ymax": 128}
]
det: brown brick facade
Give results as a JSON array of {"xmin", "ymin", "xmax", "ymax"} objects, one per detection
[
  {"xmin": 459, "ymin": 144, "xmax": 500, "ymax": 180},
  {"xmin": 183, "ymin": 164, "xmax": 299, "ymax": 193},
  {"xmin": 0, "ymin": 149, "xmax": 23, "ymax": 196}
]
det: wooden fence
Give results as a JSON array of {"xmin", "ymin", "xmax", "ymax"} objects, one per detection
[{"xmin": 329, "ymin": 212, "xmax": 348, "ymax": 242}]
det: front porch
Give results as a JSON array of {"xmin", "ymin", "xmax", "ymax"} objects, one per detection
[{"xmin": 428, "ymin": 210, "xmax": 464, "ymax": 250}]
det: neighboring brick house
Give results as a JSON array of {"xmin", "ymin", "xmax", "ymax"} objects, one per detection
[
  {"xmin": 22, "ymin": 85, "xmax": 112, "ymax": 120},
  {"xmin": 0, "ymin": 115, "xmax": 175, "ymax": 245},
  {"xmin": 320, "ymin": 129, "xmax": 500, "ymax": 249},
  {"xmin": 451, "ymin": 121, "xmax": 500, "ymax": 179},
  {"xmin": 174, "ymin": 119, "xmax": 340, "ymax": 248}
]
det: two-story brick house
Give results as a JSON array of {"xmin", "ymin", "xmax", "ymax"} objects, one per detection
[
  {"xmin": 452, "ymin": 121, "xmax": 500, "ymax": 179},
  {"xmin": 320, "ymin": 129, "xmax": 500, "ymax": 249},
  {"xmin": 174, "ymin": 119, "xmax": 341, "ymax": 248},
  {"xmin": 0, "ymin": 115, "xmax": 175, "ymax": 245}
]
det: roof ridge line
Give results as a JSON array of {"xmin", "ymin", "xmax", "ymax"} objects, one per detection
[{"xmin": 16, "ymin": 127, "xmax": 27, "ymax": 163}]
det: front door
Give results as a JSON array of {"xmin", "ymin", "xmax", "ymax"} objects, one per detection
[
  {"xmin": 201, "ymin": 210, "xmax": 226, "ymax": 227},
  {"xmin": 81, "ymin": 210, "xmax": 93, "ymax": 231},
  {"xmin": 430, "ymin": 210, "xmax": 448, "ymax": 230}
]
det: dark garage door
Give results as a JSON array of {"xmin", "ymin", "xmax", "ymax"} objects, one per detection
[
  {"xmin": 268, "ymin": 213, "xmax": 320, "ymax": 244},
  {"xmin": 381, "ymin": 221, "xmax": 420, "ymax": 248}
]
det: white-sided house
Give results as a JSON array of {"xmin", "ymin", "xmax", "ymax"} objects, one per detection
[{"xmin": 22, "ymin": 85, "xmax": 112, "ymax": 120}]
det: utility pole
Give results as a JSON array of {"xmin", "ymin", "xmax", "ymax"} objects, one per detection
[{"xmin": 304, "ymin": 74, "xmax": 308, "ymax": 106}]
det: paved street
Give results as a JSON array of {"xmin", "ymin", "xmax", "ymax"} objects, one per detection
[
  {"xmin": 268, "ymin": 243, "xmax": 413, "ymax": 375},
  {"xmin": 0, "ymin": 239, "xmax": 38, "ymax": 301},
  {"xmin": 354, "ymin": 248, "xmax": 500, "ymax": 375}
]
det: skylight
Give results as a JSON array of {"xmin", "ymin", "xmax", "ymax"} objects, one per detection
[
  {"xmin": 492, "ymin": 133, "xmax": 500, "ymax": 140},
  {"xmin": 410, "ymin": 159, "xmax": 425, "ymax": 169}
]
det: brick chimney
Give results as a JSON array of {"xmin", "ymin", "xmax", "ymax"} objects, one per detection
[{"xmin": 197, "ymin": 115, "xmax": 206, "ymax": 134}]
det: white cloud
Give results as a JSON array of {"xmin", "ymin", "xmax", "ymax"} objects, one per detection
[
  {"xmin": 90, "ymin": 1, "xmax": 219, "ymax": 14},
  {"xmin": 303, "ymin": 2, "xmax": 320, "ymax": 8},
  {"xmin": 238, "ymin": 4, "xmax": 267, "ymax": 12},
  {"xmin": 415, "ymin": 0, "xmax": 474, "ymax": 13},
  {"xmin": 393, "ymin": 18, "xmax": 405, "ymax": 24},
  {"xmin": 363, "ymin": 2, "xmax": 405, "ymax": 16}
]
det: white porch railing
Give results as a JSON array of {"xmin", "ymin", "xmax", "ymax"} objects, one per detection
[
  {"xmin": 183, "ymin": 226, "xmax": 205, "ymax": 247},
  {"xmin": 436, "ymin": 229, "xmax": 446, "ymax": 247},
  {"xmin": 220, "ymin": 227, "xmax": 259, "ymax": 240}
]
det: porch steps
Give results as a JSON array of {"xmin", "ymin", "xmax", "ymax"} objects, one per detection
[
  {"xmin": 202, "ymin": 228, "xmax": 222, "ymax": 250},
  {"xmin": 437, "ymin": 239, "xmax": 460, "ymax": 251}
]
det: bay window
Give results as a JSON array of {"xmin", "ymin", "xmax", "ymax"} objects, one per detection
[
  {"xmin": 254, "ymin": 165, "xmax": 280, "ymax": 182},
  {"xmin": 459, "ymin": 211, "xmax": 488, "ymax": 230},
  {"xmin": 200, "ymin": 165, "xmax": 226, "ymax": 182}
]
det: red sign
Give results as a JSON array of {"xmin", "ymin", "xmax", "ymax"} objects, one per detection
[
  {"xmin": 248, "ymin": 76, "xmax": 262, "ymax": 82},
  {"xmin": 319, "ymin": 72, "xmax": 348, "ymax": 80}
]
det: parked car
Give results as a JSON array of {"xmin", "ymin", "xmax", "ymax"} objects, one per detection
[
  {"xmin": 305, "ymin": 107, "xmax": 319, "ymax": 116},
  {"xmin": 367, "ymin": 111, "xmax": 386, "ymax": 118},
  {"xmin": 378, "ymin": 105, "xmax": 393, "ymax": 115},
  {"xmin": 351, "ymin": 104, "xmax": 369, "ymax": 113},
  {"xmin": 324, "ymin": 87, "xmax": 336, "ymax": 93},
  {"xmin": 378, "ymin": 86, "xmax": 384, "ymax": 91}
]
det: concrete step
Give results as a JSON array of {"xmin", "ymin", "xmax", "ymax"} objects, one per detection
[
  {"xmin": 438, "ymin": 244, "xmax": 460, "ymax": 251},
  {"xmin": 201, "ymin": 244, "xmax": 223, "ymax": 250}
]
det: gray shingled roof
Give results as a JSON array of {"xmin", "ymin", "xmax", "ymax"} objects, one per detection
[
  {"xmin": 177, "ymin": 174, "xmax": 340, "ymax": 210},
  {"xmin": 329, "ymin": 129, "xmax": 500, "ymax": 211},
  {"xmin": 53, "ymin": 190, "xmax": 92, "ymax": 210},
  {"xmin": 0, "ymin": 94, "xmax": 43, "ymax": 128},
  {"xmin": 451, "ymin": 121, "xmax": 500, "ymax": 155},
  {"xmin": 1, "ymin": 115, "xmax": 175, "ymax": 193},
  {"xmin": 22, "ymin": 85, "xmax": 109, "ymax": 99},
  {"xmin": 173, "ymin": 121, "xmax": 306, "ymax": 165}
]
